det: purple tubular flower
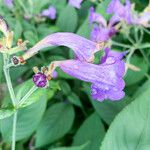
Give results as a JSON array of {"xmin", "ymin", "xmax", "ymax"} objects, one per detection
[
  {"xmin": 89, "ymin": 7, "xmax": 107, "ymax": 27},
  {"xmin": 41, "ymin": 6, "xmax": 56, "ymax": 20},
  {"xmin": 23, "ymin": 32, "xmax": 98, "ymax": 62},
  {"xmin": 107, "ymin": 0, "xmax": 133, "ymax": 24},
  {"xmin": 89, "ymin": 7, "xmax": 116, "ymax": 43},
  {"xmin": 68, "ymin": 0, "xmax": 83, "ymax": 9},
  {"xmin": 59, "ymin": 48, "xmax": 125, "ymax": 101},
  {"xmin": 33, "ymin": 72, "xmax": 47, "ymax": 88},
  {"xmin": 4, "ymin": 0, "xmax": 13, "ymax": 8},
  {"xmin": 91, "ymin": 25, "xmax": 116, "ymax": 43}
]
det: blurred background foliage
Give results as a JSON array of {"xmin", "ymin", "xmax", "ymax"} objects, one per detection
[{"xmin": 0, "ymin": 0, "xmax": 150, "ymax": 150}]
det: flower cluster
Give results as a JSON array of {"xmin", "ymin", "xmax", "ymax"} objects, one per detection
[{"xmin": 89, "ymin": 0, "xmax": 150, "ymax": 45}]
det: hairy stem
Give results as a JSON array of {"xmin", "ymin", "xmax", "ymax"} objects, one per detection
[{"xmin": 3, "ymin": 54, "xmax": 17, "ymax": 150}]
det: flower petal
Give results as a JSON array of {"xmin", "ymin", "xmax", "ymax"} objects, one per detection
[
  {"xmin": 23, "ymin": 32, "xmax": 98, "ymax": 62},
  {"xmin": 89, "ymin": 7, "xmax": 107, "ymax": 27},
  {"xmin": 68, "ymin": 0, "xmax": 83, "ymax": 9}
]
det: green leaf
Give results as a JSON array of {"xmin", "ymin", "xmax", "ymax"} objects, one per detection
[
  {"xmin": 50, "ymin": 143, "xmax": 89, "ymax": 150},
  {"xmin": 24, "ymin": 31, "xmax": 38, "ymax": 46},
  {"xmin": 0, "ymin": 107, "xmax": 15, "ymax": 120},
  {"xmin": 56, "ymin": 5, "xmax": 78, "ymax": 32},
  {"xmin": 100, "ymin": 85, "xmax": 150, "ymax": 150},
  {"xmin": 0, "ymin": 96, "xmax": 47, "ymax": 142},
  {"xmin": 73, "ymin": 113, "xmax": 105, "ymax": 150},
  {"xmin": 35, "ymin": 102, "xmax": 75, "ymax": 147},
  {"xmin": 67, "ymin": 92, "xmax": 82, "ymax": 107},
  {"xmin": 13, "ymin": 21, "xmax": 22, "ymax": 41},
  {"xmin": 77, "ymin": 19, "xmax": 90, "ymax": 38},
  {"xmin": 96, "ymin": 0, "xmax": 111, "ymax": 20},
  {"xmin": 59, "ymin": 80, "xmax": 71, "ymax": 95},
  {"xmin": 16, "ymin": 80, "xmax": 47, "ymax": 108},
  {"xmin": 125, "ymin": 55, "xmax": 148, "ymax": 86}
]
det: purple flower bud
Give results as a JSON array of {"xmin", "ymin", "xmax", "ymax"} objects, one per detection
[
  {"xmin": 33, "ymin": 72, "xmax": 47, "ymax": 88},
  {"xmin": 41, "ymin": 6, "xmax": 56, "ymax": 20},
  {"xmin": 68, "ymin": 0, "xmax": 83, "ymax": 9}
]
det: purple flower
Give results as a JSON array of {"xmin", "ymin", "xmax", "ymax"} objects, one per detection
[
  {"xmin": 89, "ymin": 7, "xmax": 117, "ymax": 43},
  {"xmin": 4, "ymin": 0, "xmax": 13, "ymax": 8},
  {"xmin": 41, "ymin": 6, "xmax": 56, "ymax": 20},
  {"xmin": 107, "ymin": 0, "xmax": 133, "ymax": 24},
  {"xmin": 58, "ymin": 48, "xmax": 125, "ymax": 101},
  {"xmin": 33, "ymin": 72, "xmax": 47, "ymax": 88},
  {"xmin": 68, "ymin": 0, "xmax": 83, "ymax": 9},
  {"xmin": 22, "ymin": 32, "xmax": 99, "ymax": 62}
]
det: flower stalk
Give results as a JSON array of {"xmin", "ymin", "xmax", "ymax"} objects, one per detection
[{"xmin": 3, "ymin": 53, "xmax": 17, "ymax": 150}]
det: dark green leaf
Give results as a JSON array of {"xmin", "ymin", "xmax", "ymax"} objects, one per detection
[
  {"xmin": 35, "ymin": 102, "xmax": 75, "ymax": 147},
  {"xmin": 56, "ymin": 5, "xmax": 78, "ymax": 32},
  {"xmin": 73, "ymin": 113, "xmax": 105, "ymax": 150}
]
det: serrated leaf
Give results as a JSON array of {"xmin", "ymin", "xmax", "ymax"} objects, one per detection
[
  {"xmin": 56, "ymin": 5, "xmax": 78, "ymax": 32},
  {"xmin": 73, "ymin": 113, "xmax": 105, "ymax": 150},
  {"xmin": 35, "ymin": 102, "xmax": 75, "ymax": 147},
  {"xmin": 100, "ymin": 84, "xmax": 150, "ymax": 150}
]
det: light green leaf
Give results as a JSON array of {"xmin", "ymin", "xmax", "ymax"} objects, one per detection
[
  {"xmin": 50, "ymin": 142, "xmax": 89, "ymax": 150},
  {"xmin": 0, "ymin": 107, "xmax": 15, "ymax": 120},
  {"xmin": 77, "ymin": 18, "xmax": 90, "ymax": 38},
  {"xmin": 14, "ymin": 21, "xmax": 22, "ymax": 41},
  {"xmin": 100, "ymin": 85, "xmax": 150, "ymax": 150},
  {"xmin": 56, "ymin": 5, "xmax": 78, "ymax": 32},
  {"xmin": 16, "ymin": 80, "xmax": 47, "ymax": 108},
  {"xmin": 125, "ymin": 55, "xmax": 148, "ymax": 86},
  {"xmin": 73, "ymin": 113, "xmax": 105, "ymax": 150},
  {"xmin": 35, "ymin": 102, "xmax": 75, "ymax": 147},
  {"xmin": 0, "ymin": 96, "xmax": 47, "ymax": 141}
]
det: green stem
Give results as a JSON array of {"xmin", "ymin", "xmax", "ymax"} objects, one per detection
[
  {"xmin": 12, "ymin": 112, "xmax": 17, "ymax": 150},
  {"xmin": 17, "ymin": 86, "xmax": 38, "ymax": 107},
  {"xmin": 3, "ymin": 54, "xmax": 16, "ymax": 106},
  {"xmin": 111, "ymin": 41, "xmax": 131, "ymax": 49},
  {"xmin": 3, "ymin": 54, "xmax": 17, "ymax": 150}
]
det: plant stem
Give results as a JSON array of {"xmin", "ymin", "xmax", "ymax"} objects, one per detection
[
  {"xmin": 12, "ymin": 111, "xmax": 17, "ymax": 150},
  {"xmin": 111, "ymin": 41, "xmax": 131, "ymax": 49},
  {"xmin": 17, "ymin": 86, "xmax": 38, "ymax": 107},
  {"xmin": 3, "ymin": 54, "xmax": 17, "ymax": 150},
  {"xmin": 3, "ymin": 54, "xmax": 16, "ymax": 105}
]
